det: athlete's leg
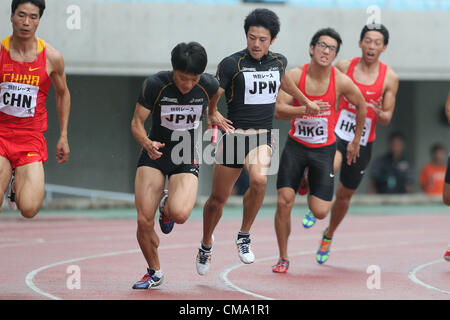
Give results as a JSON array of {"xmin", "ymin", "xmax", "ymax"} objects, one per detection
[
  {"xmin": 307, "ymin": 144, "xmax": 336, "ymax": 220},
  {"xmin": 326, "ymin": 182, "xmax": 357, "ymax": 238},
  {"xmin": 164, "ymin": 173, "xmax": 198, "ymax": 224},
  {"xmin": 135, "ymin": 166, "xmax": 166, "ymax": 271},
  {"xmin": 13, "ymin": 162, "xmax": 45, "ymax": 219},
  {"xmin": 202, "ymin": 163, "xmax": 241, "ymax": 246},
  {"xmin": 333, "ymin": 150, "xmax": 343, "ymax": 175},
  {"xmin": 274, "ymin": 187, "xmax": 296, "ymax": 260},
  {"xmin": 444, "ymin": 182, "xmax": 450, "ymax": 206},
  {"xmin": 325, "ymin": 149, "xmax": 349, "ymax": 238},
  {"xmin": 444, "ymin": 156, "xmax": 450, "ymax": 205},
  {"xmin": 307, "ymin": 195, "xmax": 332, "ymax": 220},
  {"xmin": 0, "ymin": 156, "xmax": 13, "ymax": 211},
  {"xmin": 240, "ymin": 144, "xmax": 272, "ymax": 232}
]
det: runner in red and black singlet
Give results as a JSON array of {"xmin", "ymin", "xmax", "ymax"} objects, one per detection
[
  {"xmin": 0, "ymin": 0, "xmax": 71, "ymax": 218},
  {"xmin": 272, "ymin": 28, "xmax": 366, "ymax": 273},
  {"xmin": 315, "ymin": 24, "xmax": 399, "ymax": 265}
]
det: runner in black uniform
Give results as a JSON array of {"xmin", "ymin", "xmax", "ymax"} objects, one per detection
[
  {"xmin": 196, "ymin": 8, "xmax": 320, "ymax": 276},
  {"xmin": 131, "ymin": 42, "xmax": 231, "ymax": 289}
]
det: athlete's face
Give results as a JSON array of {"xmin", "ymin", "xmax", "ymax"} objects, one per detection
[
  {"xmin": 173, "ymin": 71, "xmax": 201, "ymax": 95},
  {"xmin": 359, "ymin": 31, "xmax": 387, "ymax": 64},
  {"xmin": 11, "ymin": 3, "xmax": 40, "ymax": 40},
  {"xmin": 310, "ymin": 36, "xmax": 338, "ymax": 67},
  {"xmin": 246, "ymin": 26, "xmax": 274, "ymax": 61}
]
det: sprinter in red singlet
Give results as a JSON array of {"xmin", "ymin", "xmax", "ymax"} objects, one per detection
[
  {"xmin": 0, "ymin": 0, "xmax": 71, "ymax": 218},
  {"xmin": 272, "ymin": 28, "xmax": 366, "ymax": 273},
  {"xmin": 302, "ymin": 24, "xmax": 399, "ymax": 265}
]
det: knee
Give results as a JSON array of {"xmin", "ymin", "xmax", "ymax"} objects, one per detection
[
  {"xmin": 277, "ymin": 194, "xmax": 295, "ymax": 212},
  {"xmin": 207, "ymin": 194, "xmax": 228, "ymax": 211},
  {"xmin": 335, "ymin": 187, "xmax": 355, "ymax": 203},
  {"xmin": 20, "ymin": 204, "xmax": 40, "ymax": 219},
  {"xmin": 248, "ymin": 174, "xmax": 267, "ymax": 193},
  {"xmin": 310, "ymin": 207, "xmax": 329, "ymax": 220},
  {"xmin": 137, "ymin": 213, "xmax": 155, "ymax": 232},
  {"xmin": 276, "ymin": 191, "xmax": 295, "ymax": 218},
  {"xmin": 167, "ymin": 205, "xmax": 191, "ymax": 224}
]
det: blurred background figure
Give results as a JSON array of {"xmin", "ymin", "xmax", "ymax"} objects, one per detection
[
  {"xmin": 420, "ymin": 143, "xmax": 447, "ymax": 196},
  {"xmin": 369, "ymin": 131, "xmax": 414, "ymax": 194}
]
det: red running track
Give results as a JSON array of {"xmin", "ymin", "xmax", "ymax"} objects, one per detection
[{"xmin": 0, "ymin": 211, "xmax": 449, "ymax": 300}]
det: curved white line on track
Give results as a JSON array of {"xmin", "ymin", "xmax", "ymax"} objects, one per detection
[
  {"xmin": 408, "ymin": 259, "xmax": 450, "ymax": 295},
  {"xmin": 25, "ymin": 241, "xmax": 223, "ymax": 300},
  {"xmin": 220, "ymin": 239, "xmax": 449, "ymax": 300},
  {"xmin": 25, "ymin": 249, "xmax": 140, "ymax": 300},
  {"xmin": 26, "ymin": 236, "xmax": 449, "ymax": 300}
]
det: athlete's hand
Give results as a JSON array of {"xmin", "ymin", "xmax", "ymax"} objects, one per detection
[
  {"xmin": 305, "ymin": 101, "xmax": 320, "ymax": 115},
  {"xmin": 346, "ymin": 140, "xmax": 360, "ymax": 165},
  {"xmin": 144, "ymin": 139, "xmax": 165, "ymax": 160},
  {"xmin": 208, "ymin": 111, "xmax": 234, "ymax": 133},
  {"xmin": 56, "ymin": 135, "xmax": 70, "ymax": 164},
  {"xmin": 371, "ymin": 98, "xmax": 383, "ymax": 119}
]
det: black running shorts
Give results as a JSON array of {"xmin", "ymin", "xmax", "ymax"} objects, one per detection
[
  {"xmin": 336, "ymin": 137, "xmax": 373, "ymax": 190},
  {"xmin": 216, "ymin": 131, "xmax": 272, "ymax": 169},
  {"xmin": 277, "ymin": 136, "xmax": 336, "ymax": 201},
  {"xmin": 137, "ymin": 149, "xmax": 199, "ymax": 177}
]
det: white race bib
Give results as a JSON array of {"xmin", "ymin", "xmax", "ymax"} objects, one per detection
[
  {"xmin": 293, "ymin": 117, "xmax": 328, "ymax": 144},
  {"xmin": 335, "ymin": 109, "xmax": 371, "ymax": 146},
  {"xmin": 161, "ymin": 105, "xmax": 203, "ymax": 131},
  {"xmin": 243, "ymin": 71, "xmax": 280, "ymax": 105},
  {"xmin": 0, "ymin": 82, "xmax": 38, "ymax": 117}
]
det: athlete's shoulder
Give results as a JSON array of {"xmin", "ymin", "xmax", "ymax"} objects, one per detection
[
  {"xmin": 268, "ymin": 51, "xmax": 287, "ymax": 61},
  {"xmin": 268, "ymin": 51, "xmax": 287, "ymax": 69},
  {"xmin": 199, "ymin": 72, "xmax": 219, "ymax": 97},
  {"xmin": 334, "ymin": 58, "xmax": 353, "ymax": 73},
  {"xmin": 146, "ymin": 71, "xmax": 172, "ymax": 88},
  {"xmin": 219, "ymin": 49, "xmax": 247, "ymax": 66},
  {"xmin": 384, "ymin": 64, "xmax": 399, "ymax": 83},
  {"xmin": 200, "ymin": 72, "xmax": 219, "ymax": 86},
  {"xmin": 45, "ymin": 41, "xmax": 65, "ymax": 73}
]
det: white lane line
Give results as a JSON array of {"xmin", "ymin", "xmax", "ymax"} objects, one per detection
[
  {"xmin": 25, "ymin": 241, "xmax": 224, "ymax": 300},
  {"xmin": 220, "ymin": 239, "xmax": 448, "ymax": 300},
  {"xmin": 25, "ymin": 249, "xmax": 140, "ymax": 300},
  {"xmin": 408, "ymin": 259, "xmax": 450, "ymax": 295}
]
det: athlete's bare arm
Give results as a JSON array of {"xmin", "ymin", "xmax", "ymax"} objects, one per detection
[
  {"xmin": 206, "ymin": 87, "xmax": 234, "ymax": 133},
  {"xmin": 374, "ymin": 67, "xmax": 399, "ymax": 126},
  {"xmin": 336, "ymin": 70, "xmax": 367, "ymax": 164},
  {"xmin": 280, "ymin": 69, "xmax": 320, "ymax": 115},
  {"xmin": 131, "ymin": 103, "xmax": 165, "ymax": 160},
  {"xmin": 445, "ymin": 91, "xmax": 450, "ymax": 123},
  {"xmin": 46, "ymin": 44, "xmax": 71, "ymax": 164},
  {"xmin": 275, "ymin": 68, "xmax": 308, "ymax": 120}
]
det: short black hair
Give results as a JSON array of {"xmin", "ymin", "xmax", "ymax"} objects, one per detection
[
  {"xmin": 430, "ymin": 143, "xmax": 445, "ymax": 155},
  {"xmin": 360, "ymin": 24, "xmax": 389, "ymax": 45},
  {"xmin": 310, "ymin": 27, "xmax": 343, "ymax": 54},
  {"xmin": 244, "ymin": 8, "xmax": 280, "ymax": 40},
  {"xmin": 171, "ymin": 42, "xmax": 208, "ymax": 75},
  {"xmin": 389, "ymin": 131, "xmax": 405, "ymax": 142},
  {"xmin": 11, "ymin": 0, "xmax": 45, "ymax": 18}
]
